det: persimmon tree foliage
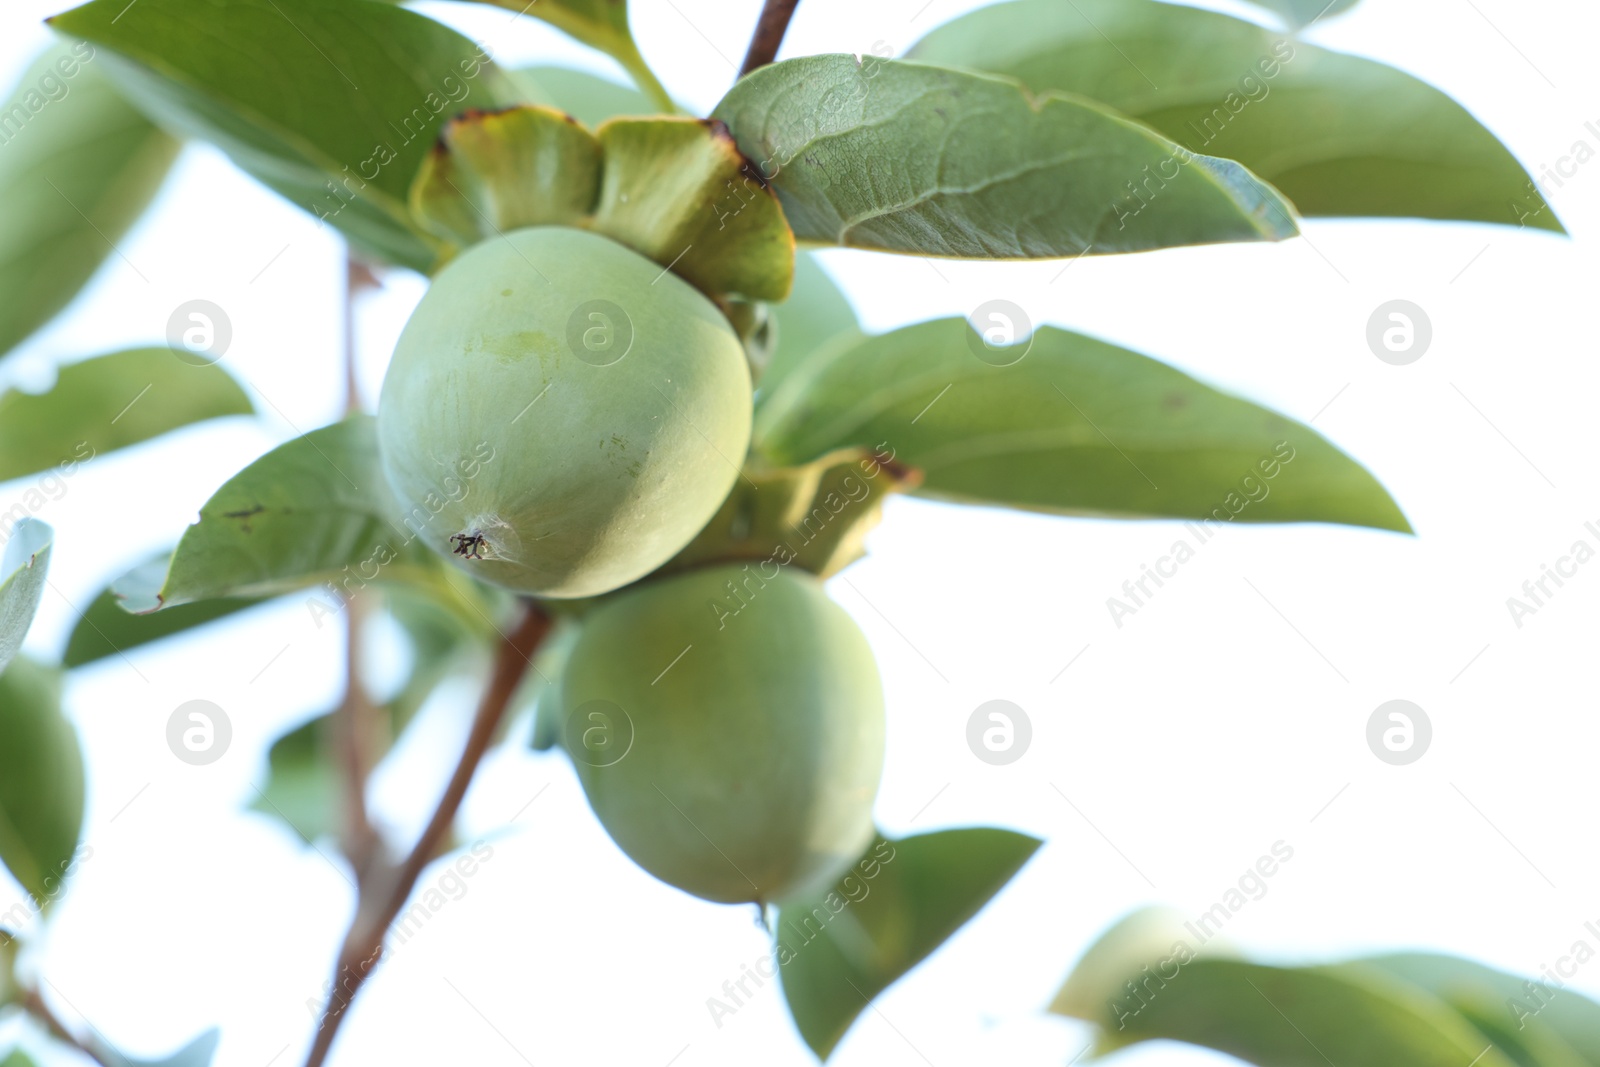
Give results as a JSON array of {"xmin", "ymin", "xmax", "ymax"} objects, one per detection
[{"xmin": 0, "ymin": 0, "xmax": 1585, "ymax": 1064}]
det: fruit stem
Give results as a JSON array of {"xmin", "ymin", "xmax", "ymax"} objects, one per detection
[
  {"xmin": 302, "ymin": 600, "xmax": 553, "ymax": 1067},
  {"xmin": 738, "ymin": 0, "xmax": 801, "ymax": 79}
]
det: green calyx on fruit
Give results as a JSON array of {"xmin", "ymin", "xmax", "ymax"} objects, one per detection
[
  {"xmin": 410, "ymin": 106, "xmax": 794, "ymax": 304},
  {"xmin": 660, "ymin": 449, "xmax": 921, "ymax": 583},
  {"xmin": 559, "ymin": 564, "xmax": 885, "ymax": 904},
  {"xmin": 377, "ymin": 226, "xmax": 753, "ymax": 598}
]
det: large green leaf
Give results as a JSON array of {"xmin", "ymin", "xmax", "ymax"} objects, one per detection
[
  {"xmin": 0, "ymin": 656, "xmax": 85, "ymax": 906},
  {"xmin": 0, "ymin": 1050, "xmax": 40, "ymax": 1067},
  {"xmin": 63, "ymin": 557, "xmax": 263, "ymax": 669},
  {"xmin": 113, "ymin": 416, "xmax": 434, "ymax": 611},
  {"xmin": 1064, "ymin": 958, "xmax": 1520, "ymax": 1066},
  {"xmin": 755, "ymin": 318, "xmax": 1410, "ymax": 532},
  {"xmin": 1053, "ymin": 910, "xmax": 1522, "ymax": 1067},
  {"xmin": 510, "ymin": 66, "xmax": 656, "ymax": 128},
  {"xmin": 49, "ymin": 0, "xmax": 522, "ymax": 270},
  {"xmin": 0, "ymin": 348, "xmax": 252, "ymax": 483},
  {"xmin": 1366, "ymin": 953, "xmax": 1600, "ymax": 1063},
  {"xmin": 712, "ymin": 55, "xmax": 1297, "ymax": 259},
  {"xmin": 774, "ymin": 828, "xmax": 1040, "ymax": 1059},
  {"xmin": 907, "ymin": 0, "xmax": 1558, "ymax": 232},
  {"xmin": 759, "ymin": 253, "xmax": 861, "ymax": 398},
  {"xmin": 0, "ymin": 43, "xmax": 179, "ymax": 361},
  {"xmin": 0, "ymin": 519, "xmax": 52, "ymax": 676}
]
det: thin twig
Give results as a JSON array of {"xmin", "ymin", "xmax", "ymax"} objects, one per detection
[
  {"xmin": 302, "ymin": 601, "xmax": 551, "ymax": 1067},
  {"xmin": 344, "ymin": 257, "xmax": 379, "ymax": 416},
  {"xmin": 335, "ymin": 255, "xmax": 384, "ymax": 882},
  {"xmin": 21, "ymin": 987, "xmax": 115, "ymax": 1067},
  {"xmin": 335, "ymin": 593, "xmax": 382, "ymax": 882},
  {"xmin": 738, "ymin": 0, "xmax": 801, "ymax": 78}
]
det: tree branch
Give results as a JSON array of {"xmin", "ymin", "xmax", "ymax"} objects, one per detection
[
  {"xmin": 21, "ymin": 987, "xmax": 114, "ymax": 1067},
  {"xmin": 738, "ymin": 0, "xmax": 801, "ymax": 79},
  {"xmin": 335, "ymin": 254, "xmax": 384, "ymax": 883},
  {"xmin": 302, "ymin": 601, "xmax": 551, "ymax": 1067}
]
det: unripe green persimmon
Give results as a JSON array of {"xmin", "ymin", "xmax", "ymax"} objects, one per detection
[
  {"xmin": 560, "ymin": 564, "xmax": 884, "ymax": 904},
  {"xmin": 378, "ymin": 227, "xmax": 752, "ymax": 598}
]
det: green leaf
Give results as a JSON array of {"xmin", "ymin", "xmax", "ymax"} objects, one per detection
[
  {"xmin": 63, "ymin": 558, "xmax": 264, "ymax": 669},
  {"xmin": 251, "ymin": 712, "xmax": 338, "ymax": 843},
  {"xmin": 1365, "ymin": 953, "xmax": 1600, "ymax": 1063},
  {"xmin": 591, "ymin": 118, "xmax": 794, "ymax": 301},
  {"xmin": 0, "ymin": 43, "xmax": 179, "ymax": 361},
  {"xmin": 0, "ymin": 519, "xmax": 52, "ymax": 676},
  {"xmin": 49, "ymin": 0, "xmax": 522, "ymax": 271},
  {"xmin": 510, "ymin": 66, "xmax": 656, "ymax": 127},
  {"xmin": 88, "ymin": 1029, "xmax": 219, "ymax": 1067},
  {"xmin": 712, "ymin": 55, "xmax": 1297, "ymax": 259},
  {"xmin": 775, "ymin": 827, "xmax": 1039, "ymax": 1059},
  {"xmin": 0, "ymin": 1050, "xmax": 41, "ymax": 1067},
  {"xmin": 410, "ymin": 105, "xmax": 602, "ymax": 247},
  {"xmin": 465, "ymin": 0, "xmax": 670, "ymax": 113},
  {"xmin": 907, "ymin": 0, "xmax": 1559, "ymax": 233},
  {"xmin": 755, "ymin": 318, "xmax": 1411, "ymax": 532},
  {"xmin": 113, "ymin": 416, "xmax": 434, "ymax": 611},
  {"xmin": 0, "ymin": 656, "xmax": 85, "ymax": 906},
  {"xmin": 758, "ymin": 253, "xmax": 861, "ymax": 397},
  {"xmin": 1242, "ymin": 0, "xmax": 1361, "ymax": 28},
  {"xmin": 1053, "ymin": 910, "xmax": 1520, "ymax": 1067},
  {"xmin": 0, "ymin": 348, "xmax": 252, "ymax": 483}
]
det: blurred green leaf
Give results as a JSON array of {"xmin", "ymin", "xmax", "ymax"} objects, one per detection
[
  {"xmin": 251, "ymin": 712, "xmax": 338, "ymax": 843},
  {"xmin": 50, "ymin": 0, "xmax": 522, "ymax": 270},
  {"xmin": 0, "ymin": 519, "xmax": 52, "ymax": 676},
  {"xmin": 0, "ymin": 348, "xmax": 252, "ymax": 483},
  {"xmin": 1366, "ymin": 953, "xmax": 1600, "ymax": 1063},
  {"xmin": 0, "ymin": 43, "xmax": 179, "ymax": 362},
  {"xmin": 510, "ymin": 66, "xmax": 655, "ymax": 127},
  {"xmin": 0, "ymin": 656, "xmax": 84, "ymax": 906},
  {"xmin": 907, "ymin": 0, "xmax": 1558, "ymax": 233},
  {"xmin": 88, "ymin": 1028, "xmax": 219, "ymax": 1067},
  {"xmin": 775, "ymin": 827, "xmax": 1039, "ymax": 1059},
  {"xmin": 112, "ymin": 416, "xmax": 434, "ymax": 611},
  {"xmin": 1242, "ymin": 0, "xmax": 1361, "ymax": 28},
  {"xmin": 1053, "ymin": 910, "xmax": 1522, "ymax": 1067},
  {"xmin": 524, "ymin": 619, "xmax": 579, "ymax": 751},
  {"xmin": 755, "ymin": 318, "xmax": 1410, "ymax": 532},
  {"xmin": 0, "ymin": 1050, "xmax": 41, "ymax": 1067},
  {"xmin": 465, "ymin": 0, "xmax": 669, "ymax": 112},
  {"xmin": 63, "ymin": 557, "xmax": 264, "ymax": 668},
  {"xmin": 713, "ymin": 55, "xmax": 1297, "ymax": 259},
  {"xmin": 758, "ymin": 253, "xmax": 861, "ymax": 398}
]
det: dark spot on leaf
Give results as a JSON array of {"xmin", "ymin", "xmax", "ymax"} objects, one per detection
[
  {"xmin": 1162, "ymin": 391, "xmax": 1190, "ymax": 410},
  {"xmin": 223, "ymin": 504, "xmax": 267, "ymax": 533}
]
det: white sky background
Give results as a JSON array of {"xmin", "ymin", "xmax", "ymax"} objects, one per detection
[{"xmin": 1, "ymin": 0, "xmax": 1598, "ymax": 1064}]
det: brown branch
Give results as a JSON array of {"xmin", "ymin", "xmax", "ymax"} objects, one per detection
[
  {"xmin": 343, "ymin": 257, "xmax": 380, "ymax": 416},
  {"xmin": 335, "ymin": 593, "xmax": 382, "ymax": 882},
  {"xmin": 335, "ymin": 254, "xmax": 385, "ymax": 882},
  {"xmin": 738, "ymin": 0, "xmax": 801, "ymax": 79},
  {"xmin": 302, "ymin": 601, "xmax": 551, "ymax": 1067},
  {"xmin": 21, "ymin": 987, "xmax": 114, "ymax": 1067}
]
